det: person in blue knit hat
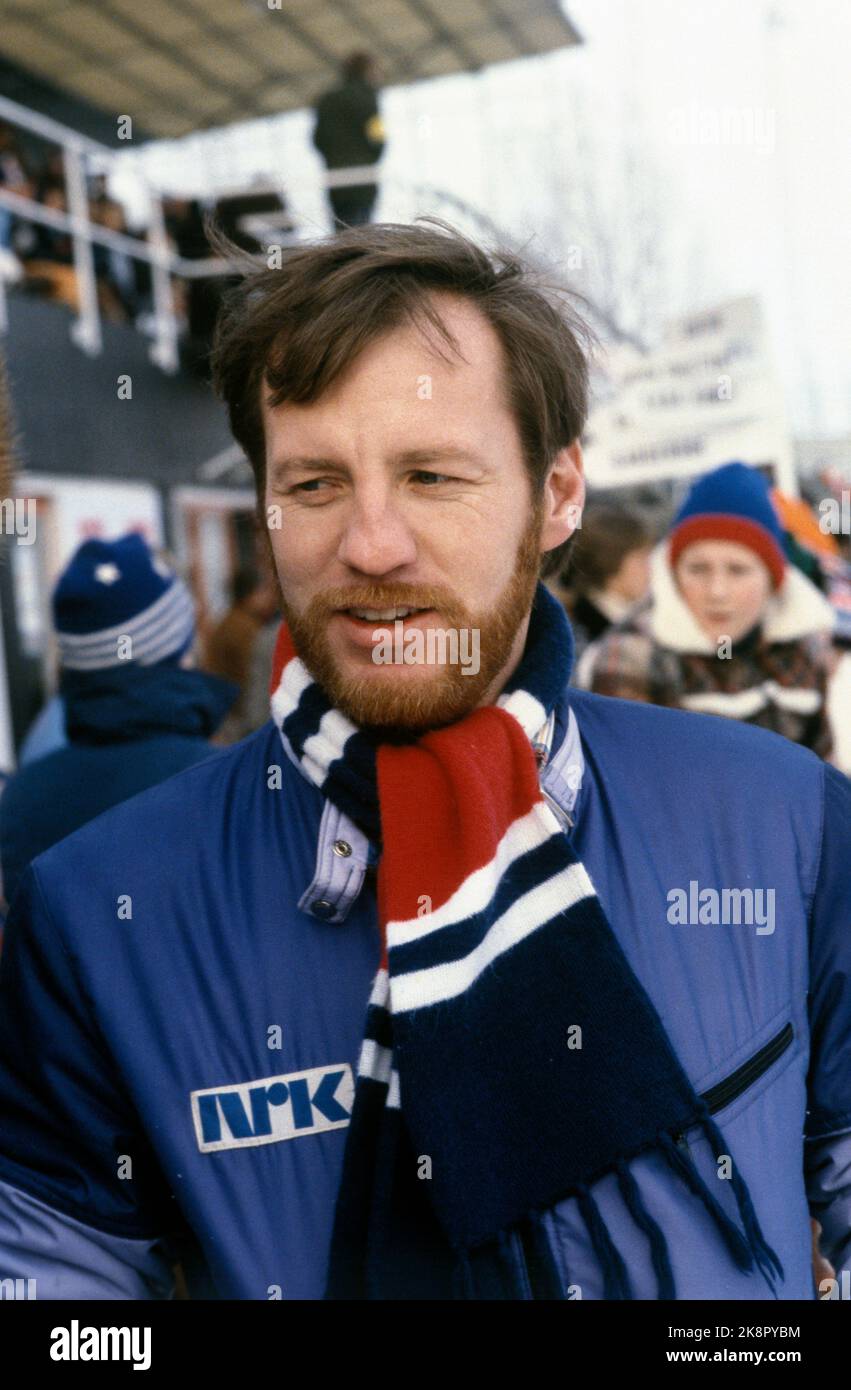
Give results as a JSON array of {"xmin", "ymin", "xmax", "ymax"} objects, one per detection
[
  {"xmin": 0, "ymin": 534, "xmax": 239, "ymax": 913},
  {"xmin": 577, "ymin": 461, "xmax": 843, "ymax": 765}
]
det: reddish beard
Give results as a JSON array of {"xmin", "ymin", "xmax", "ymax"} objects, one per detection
[{"xmin": 278, "ymin": 510, "xmax": 545, "ymax": 733}]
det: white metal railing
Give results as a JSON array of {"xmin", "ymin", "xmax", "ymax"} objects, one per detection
[
  {"xmin": 0, "ymin": 92, "xmax": 525, "ymax": 376},
  {"xmin": 0, "ymin": 93, "xmax": 301, "ymax": 373}
]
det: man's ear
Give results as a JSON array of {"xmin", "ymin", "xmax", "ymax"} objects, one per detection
[{"xmin": 539, "ymin": 440, "xmax": 585, "ymax": 559}]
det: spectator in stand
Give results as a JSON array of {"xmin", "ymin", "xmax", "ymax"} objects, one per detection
[
  {"xmin": 0, "ymin": 534, "xmax": 238, "ymax": 913},
  {"xmin": 89, "ymin": 177, "xmax": 137, "ymax": 323},
  {"xmin": 164, "ymin": 195, "xmax": 222, "ymax": 374},
  {"xmin": 0, "ymin": 123, "xmax": 29, "ymax": 282},
  {"xmin": 313, "ymin": 52, "xmax": 386, "ymax": 229},
  {"xmin": 550, "ymin": 501, "xmax": 653, "ymax": 664},
  {"xmin": 576, "ymin": 461, "xmax": 843, "ymax": 766},
  {"xmin": 22, "ymin": 181, "xmax": 78, "ymax": 309}
]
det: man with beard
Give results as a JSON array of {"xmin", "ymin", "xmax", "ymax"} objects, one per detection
[{"xmin": 0, "ymin": 222, "xmax": 848, "ymax": 1302}]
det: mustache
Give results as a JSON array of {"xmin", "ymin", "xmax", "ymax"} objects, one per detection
[{"xmin": 309, "ymin": 584, "xmax": 465, "ymax": 615}]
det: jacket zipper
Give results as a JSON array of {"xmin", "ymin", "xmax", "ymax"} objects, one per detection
[{"xmin": 674, "ymin": 1022, "xmax": 794, "ymax": 1150}]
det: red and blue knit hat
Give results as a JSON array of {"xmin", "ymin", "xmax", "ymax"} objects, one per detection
[
  {"xmin": 53, "ymin": 533, "xmax": 196, "ymax": 671},
  {"xmin": 669, "ymin": 461, "xmax": 787, "ymax": 589}
]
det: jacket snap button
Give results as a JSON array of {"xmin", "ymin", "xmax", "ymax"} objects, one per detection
[
  {"xmin": 311, "ymin": 899, "xmax": 336, "ymax": 920},
  {"xmin": 332, "ymin": 839, "xmax": 352, "ymax": 857}
]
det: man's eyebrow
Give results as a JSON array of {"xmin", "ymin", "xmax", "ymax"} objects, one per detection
[
  {"xmin": 268, "ymin": 456, "xmax": 346, "ymax": 483},
  {"xmin": 393, "ymin": 447, "xmax": 485, "ymax": 468},
  {"xmin": 269, "ymin": 447, "xmax": 486, "ymax": 482}
]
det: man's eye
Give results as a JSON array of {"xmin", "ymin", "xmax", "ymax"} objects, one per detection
[
  {"xmin": 412, "ymin": 470, "xmax": 454, "ymax": 485},
  {"xmin": 291, "ymin": 479, "xmax": 327, "ymax": 493}
]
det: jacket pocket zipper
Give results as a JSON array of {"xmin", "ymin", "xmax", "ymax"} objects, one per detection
[{"xmin": 674, "ymin": 1022, "xmax": 794, "ymax": 1150}]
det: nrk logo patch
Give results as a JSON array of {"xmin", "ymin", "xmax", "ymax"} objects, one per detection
[{"xmin": 191, "ymin": 1063, "xmax": 354, "ymax": 1153}]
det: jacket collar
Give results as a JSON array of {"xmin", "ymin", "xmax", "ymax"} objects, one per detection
[
  {"xmin": 297, "ymin": 683, "xmax": 586, "ymax": 925},
  {"xmin": 648, "ymin": 541, "xmax": 836, "ymax": 654}
]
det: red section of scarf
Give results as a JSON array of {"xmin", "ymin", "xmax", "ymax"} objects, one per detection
[
  {"xmin": 269, "ymin": 619, "xmax": 295, "ymax": 694},
  {"xmin": 376, "ymin": 706, "xmax": 542, "ymax": 938}
]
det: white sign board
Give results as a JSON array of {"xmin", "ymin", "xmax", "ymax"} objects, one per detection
[{"xmin": 583, "ymin": 297, "xmax": 797, "ymax": 493}]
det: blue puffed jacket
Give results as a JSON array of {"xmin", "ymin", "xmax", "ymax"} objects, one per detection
[{"xmin": 0, "ymin": 675, "xmax": 849, "ymax": 1300}]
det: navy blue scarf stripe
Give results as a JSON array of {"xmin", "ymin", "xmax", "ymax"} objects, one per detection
[
  {"xmin": 363, "ymin": 1007, "xmax": 394, "ymax": 1051},
  {"xmin": 387, "ymin": 832, "xmax": 572, "ymax": 976},
  {"xmin": 281, "ymin": 681, "xmax": 332, "ymax": 754}
]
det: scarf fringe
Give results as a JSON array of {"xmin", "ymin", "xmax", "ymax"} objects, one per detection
[
  {"xmin": 527, "ymin": 1212, "xmax": 567, "ymax": 1299},
  {"xmin": 615, "ymin": 1158, "xmax": 676, "ymax": 1300},
  {"xmin": 575, "ymin": 1183, "xmax": 632, "ymax": 1300},
  {"xmin": 659, "ymin": 1125, "xmax": 782, "ymax": 1291},
  {"xmin": 453, "ymin": 1115, "xmax": 783, "ymax": 1302},
  {"xmin": 699, "ymin": 1109, "xmax": 785, "ymax": 1286}
]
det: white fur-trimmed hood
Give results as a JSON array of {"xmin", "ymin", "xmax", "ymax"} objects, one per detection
[{"xmin": 648, "ymin": 541, "xmax": 836, "ymax": 654}]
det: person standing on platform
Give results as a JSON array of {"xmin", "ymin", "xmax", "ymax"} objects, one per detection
[{"xmin": 313, "ymin": 52, "xmax": 386, "ymax": 230}]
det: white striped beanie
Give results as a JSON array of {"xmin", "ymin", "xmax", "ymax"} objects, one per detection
[{"xmin": 53, "ymin": 533, "xmax": 195, "ymax": 671}]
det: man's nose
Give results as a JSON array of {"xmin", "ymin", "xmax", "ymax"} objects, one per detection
[{"xmin": 336, "ymin": 493, "xmax": 418, "ymax": 575}]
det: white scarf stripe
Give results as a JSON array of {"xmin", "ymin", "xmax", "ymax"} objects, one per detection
[
  {"xmin": 497, "ymin": 688, "xmax": 548, "ymax": 741},
  {"xmin": 276, "ymin": 658, "xmax": 313, "ymax": 716},
  {"xmin": 386, "ymin": 1070, "xmax": 401, "ymax": 1109},
  {"xmin": 387, "ymin": 801, "xmax": 564, "ymax": 949},
  {"xmin": 302, "ymin": 708, "xmax": 360, "ymax": 779},
  {"xmin": 389, "ymin": 861, "xmax": 596, "ymax": 1014},
  {"xmin": 358, "ymin": 1038, "xmax": 394, "ymax": 1086},
  {"xmin": 273, "ymin": 656, "xmax": 361, "ymax": 778},
  {"xmin": 369, "ymin": 968, "xmax": 390, "ymax": 1007}
]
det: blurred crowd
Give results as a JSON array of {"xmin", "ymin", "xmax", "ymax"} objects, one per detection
[{"xmin": 0, "ymin": 122, "xmax": 149, "ymax": 323}]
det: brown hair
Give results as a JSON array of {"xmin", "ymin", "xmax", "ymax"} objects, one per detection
[
  {"xmin": 566, "ymin": 502, "xmax": 653, "ymax": 592},
  {"xmin": 211, "ymin": 218, "xmax": 591, "ymax": 578}
]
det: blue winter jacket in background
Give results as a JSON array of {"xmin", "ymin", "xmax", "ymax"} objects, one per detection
[
  {"xmin": 0, "ymin": 682, "xmax": 849, "ymax": 1299},
  {"xmin": 0, "ymin": 663, "xmax": 238, "ymax": 912}
]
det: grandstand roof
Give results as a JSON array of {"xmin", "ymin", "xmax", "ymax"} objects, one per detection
[{"xmin": 0, "ymin": 0, "xmax": 582, "ymax": 140}]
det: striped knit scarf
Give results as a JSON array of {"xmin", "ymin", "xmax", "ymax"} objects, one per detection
[{"xmin": 269, "ymin": 583, "xmax": 783, "ymax": 1300}]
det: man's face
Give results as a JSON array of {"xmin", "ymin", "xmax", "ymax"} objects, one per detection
[
  {"xmin": 262, "ymin": 292, "xmax": 583, "ymax": 731},
  {"xmin": 674, "ymin": 539, "xmax": 773, "ymax": 643}
]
